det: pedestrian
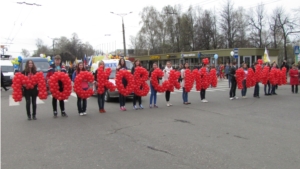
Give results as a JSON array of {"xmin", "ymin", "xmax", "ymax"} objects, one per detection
[
  {"xmin": 1, "ymin": 70, "xmax": 8, "ymax": 91},
  {"xmin": 116, "ymin": 58, "xmax": 128, "ymax": 111},
  {"xmin": 72, "ymin": 62, "xmax": 89, "ymax": 116},
  {"xmin": 68, "ymin": 65, "xmax": 74, "ymax": 80},
  {"xmin": 149, "ymin": 62, "xmax": 159, "ymax": 108},
  {"xmin": 94, "ymin": 61, "xmax": 107, "ymax": 113},
  {"xmin": 178, "ymin": 64, "xmax": 183, "ymax": 83},
  {"xmin": 22, "ymin": 60, "xmax": 38, "ymax": 120},
  {"xmin": 200, "ymin": 63, "xmax": 209, "ymax": 102},
  {"xmin": 131, "ymin": 59, "xmax": 144, "ymax": 110},
  {"xmin": 228, "ymin": 63, "xmax": 233, "ymax": 88},
  {"xmin": 229, "ymin": 61, "xmax": 238, "ymax": 100},
  {"xmin": 181, "ymin": 62, "xmax": 190, "ymax": 105},
  {"xmin": 241, "ymin": 63, "xmax": 248, "ymax": 98},
  {"xmin": 271, "ymin": 62, "xmax": 278, "ymax": 95},
  {"xmin": 163, "ymin": 61, "xmax": 173, "ymax": 107},
  {"xmin": 264, "ymin": 63, "xmax": 272, "ymax": 96},
  {"xmin": 252, "ymin": 62, "xmax": 260, "ymax": 98},
  {"xmin": 46, "ymin": 55, "xmax": 68, "ymax": 118},
  {"xmin": 289, "ymin": 64, "xmax": 299, "ymax": 94}
]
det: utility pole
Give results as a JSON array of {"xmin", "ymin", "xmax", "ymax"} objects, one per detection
[{"xmin": 111, "ymin": 12, "xmax": 132, "ymax": 57}]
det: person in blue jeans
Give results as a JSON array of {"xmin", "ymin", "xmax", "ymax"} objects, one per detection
[
  {"xmin": 72, "ymin": 62, "xmax": 89, "ymax": 116},
  {"xmin": 149, "ymin": 62, "xmax": 159, "ymax": 108},
  {"xmin": 181, "ymin": 62, "xmax": 190, "ymax": 105},
  {"xmin": 241, "ymin": 63, "xmax": 248, "ymax": 98}
]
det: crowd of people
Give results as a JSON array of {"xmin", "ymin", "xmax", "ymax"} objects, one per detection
[{"xmin": 8, "ymin": 55, "xmax": 300, "ymax": 120}]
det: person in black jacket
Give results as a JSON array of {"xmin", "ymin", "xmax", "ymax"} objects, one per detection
[
  {"xmin": 229, "ymin": 61, "xmax": 238, "ymax": 100},
  {"xmin": 1, "ymin": 70, "xmax": 8, "ymax": 91},
  {"xmin": 22, "ymin": 60, "xmax": 38, "ymax": 120},
  {"xmin": 131, "ymin": 59, "xmax": 143, "ymax": 110},
  {"xmin": 264, "ymin": 63, "xmax": 272, "ymax": 95}
]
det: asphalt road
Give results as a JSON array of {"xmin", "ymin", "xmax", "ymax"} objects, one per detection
[{"xmin": 1, "ymin": 80, "xmax": 300, "ymax": 169}]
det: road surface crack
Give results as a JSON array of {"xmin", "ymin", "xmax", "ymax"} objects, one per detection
[{"xmin": 147, "ymin": 146, "xmax": 174, "ymax": 156}]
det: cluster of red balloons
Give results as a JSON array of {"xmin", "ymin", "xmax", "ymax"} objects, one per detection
[
  {"xmin": 246, "ymin": 68, "xmax": 255, "ymax": 88},
  {"xmin": 73, "ymin": 71, "xmax": 94, "ymax": 99},
  {"xmin": 133, "ymin": 67, "xmax": 149, "ymax": 96},
  {"xmin": 199, "ymin": 67, "xmax": 210, "ymax": 90},
  {"xmin": 115, "ymin": 70, "xmax": 134, "ymax": 96},
  {"xmin": 210, "ymin": 68, "xmax": 218, "ymax": 88},
  {"xmin": 167, "ymin": 70, "xmax": 181, "ymax": 92},
  {"xmin": 261, "ymin": 66, "xmax": 270, "ymax": 85},
  {"xmin": 192, "ymin": 69, "xmax": 201, "ymax": 91},
  {"xmin": 97, "ymin": 66, "xmax": 116, "ymax": 95},
  {"xmin": 184, "ymin": 69, "xmax": 194, "ymax": 92},
  {"xmin": 49, "ymin": 72, "xmax": 72, "ymax": 100},
  {"xmin": 150, "ymin": 68, "xmax": 170, "ymax": 92},
  {"xmin": 12, "ymin": 72, "xmax": 48, "ymax": 102},
  {"xmin": 236, "ymin": 68, "xmax": 245, "ymax": 89},
  {"xmin": 202, "ymin": 58, "xmax": 209, "ymax": 65}
]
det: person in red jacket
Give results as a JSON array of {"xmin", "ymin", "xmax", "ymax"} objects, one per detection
[
  {"xmin": 46, "ymin": 55, "xmax": 68, "ymax": 118},
  {"xmin": 289, "ymin": 64, "xmax": 299, "ymax": 94}
]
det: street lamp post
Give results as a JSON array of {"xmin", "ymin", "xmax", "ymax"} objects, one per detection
[
  {"xmin": 111, "ymin": 12, "xmax": 132, "ymax": 57},
  {"xmin": 48, "ymin": 36, "xmax": 57, "ymax": 57}
]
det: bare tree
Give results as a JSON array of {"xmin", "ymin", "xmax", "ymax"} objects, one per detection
[
  {"xmin": 248, "ymin": 3, "xmax": 265, "ymax": 48},
  {"xmin": 21, "ymin": 49, "xmax": 30, "ymax": 57},
  {"xmin": 276, "ymin": 7, "xmax": 300, "ymax": 60},
  {"xmin": 220, "ymin": 0, "xmax": 239, "ymax": 48}
]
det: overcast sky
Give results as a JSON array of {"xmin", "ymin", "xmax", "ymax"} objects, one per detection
[{"xmin": 0, "ymin": 0, "xmax": 297, "ymax": 57}]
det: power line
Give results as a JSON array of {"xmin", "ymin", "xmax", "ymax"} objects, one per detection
[{"xmin": 5, "ymin": 4, "xmax": 25, "ymax": 44}]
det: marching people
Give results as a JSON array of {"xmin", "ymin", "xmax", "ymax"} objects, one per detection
[
  {"xmin": 289, "ymin": 64, "xmax": 299, "ymax": 94},
  {"xmin": 46, "ymin": 55, "xmax": 68, "ymax": 118},
  {"xmin": 72, "ymin": 62, "xmax": 89, "ymax": 116},
  {"xmin": 22, "ymin": 60, "xmax": 38, "ymax": 120},
  {"xmin": 264, "ymin": 63, "xmax": 272, "ymax": 96},
  {"xmin": 94, "ymin": 61, "xmax": 107, "ymax": 113},
  {"xmin": 116, "ymin": 58, "xmax": 128, "ymax": 111},
  {"xmin": 241, "ymin": 63, "xmax": 248, "ymax": 98},
  {"xmin": 252, "ymin": 62, "xmax": 260, "ymax": 98},
  {"xmin": 200, "ymin": 63, "xmax": 209, "ymax": 102},
  {"xmin": 163, "ymin": 61, "xmax": 173, "ymax": 107},
  {"xmin": 149, "ymin": 62, "xmax": 159, "ymax": 108},
  {"xmin": 131, "ymin": 59, "xmax": 144, "ymax": 110},
  {"xmin": 229, "ymin": 61, "xmax": 238, "ymax": 100},
  {"xmin": 181, "ymin": 62, "xmax": 190, "ymax": 105},
  {"xmin": 271, "ymin": 62, "xmax": 278, "ymax": 95}
]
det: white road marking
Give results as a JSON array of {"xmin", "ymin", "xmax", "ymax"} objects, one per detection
[{"xmin": 36, "ymin": 98, "xmax": 44, "ymax": 104}]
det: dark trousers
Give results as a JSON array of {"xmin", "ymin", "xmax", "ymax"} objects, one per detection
[
  {"xmin": 229, "ymin": 79, "xmax": 237, "ymax": 98},
  {"xmin": 200, "ymin": 89, "xmax": 206, "ymax": 100},
  {"xmin": 264, "ymin": 81, "xmax": 271, "ymax": 94},
  {"xmin": 24, "ymin": 90, "xmax": 37, "ymax": 117},
  {"xmin": 133, "ymin": 94, "xmax": 142, "ymax": 106},
  {"xmin": 52, "ymin": 97, "xmax": 65, "ymax": 112},
  {"xmin": 271, "ymin": 85, "xmax": 277, "ymax": 94},
  {"xmin": 119, "ymin": 94, "xmax": 126, "ymax": 107},
  {"xmin": 97, "ymin": 93, "xmax": 105, "ymax": 109},
  {"xmin": 292, "ymin": 85, "xmax": 298, "ymax": 93},
  {"xmin": 241, "ymin": 80, "xmax": 247, "ymax": 96},
  {"xmin": 77, "ymin": 95, "xmax": 87, "ymax": 113},
  {"xmin": 254, "ymin": 82, "xmax": 259, "ymax": 97},
  {"xmin": 1, "ymin": 81, "xmax": 8, "ymax": 90},
  {"xmin": 165, "ymin": 90, "xmax": 171, "ymax": 102}
]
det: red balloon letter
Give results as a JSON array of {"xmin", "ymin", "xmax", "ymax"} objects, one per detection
[{"xmin": 133, "ymin": 67, "xmax": 150, "ymax": 96}]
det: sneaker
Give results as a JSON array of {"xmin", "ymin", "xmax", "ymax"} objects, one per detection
[
  {"xmin": 133, "ymin": 105, "xmax": 138, "ymax": 110},
  {"xmin": 167, "ymin": 103, "xmax": 170, "ymax": 107},
  {"xmin": 242, "ymin": 96, "xmax": 247, "ymax": 99},
  {"xmin": 99, "ymin": 109, "xmax": 103, "ymax": 113},
  {"xmin": 201, "ymin": 100, "xmax": 206, "ymax": 103},
  {"xmin": 203, "ymin": 99, "xmax": 208, "ymax": 103},
  {"xmin": 62, "ymin": 112, "xmax": 68, "ymax": 117},
  {"xmin": 120, "ymin": 107, "xmax": 123, "ymax": 111},
  {"xmin": 154, "ymin": 105, "xmax": 158, "ymax": 108},
  {"xmin": 149, "ymin": 105, "xmax": 152, "ymax": 109},
  {"xmin": 53, "ymin": 111, "xmax": 58, "ymax": 118},
  {"xmin": 123, "ymin": 107, "xmax": 127, "ymax": 111},
  {"xmin": 32, "ymin": 116, "xmax": 37, "ymax": 120},
  {"xmin": 102, "ymin": 109, "xmax": 106, "ymax": 113},
  {"xmin": 27, "ymin": 116, "xmax": 32, "ymax": 120},
  {"xmin": 83, "ymin": 112, "xmax": 87, "ymax": 115},
  {"xmin": 169, "ymin": 103, "xmax": 173, "ymax": 106},
  {"xmin": 235, "ymin": 97, "xmax": 239, "ymax": 100},
  {"xmin": 79, "ymin": 113, "xmax": 84, "ymax": 116},
  {"xmin": 230, "ymin": 97, "xmax": 234, "ymax": 100},
  {"xmin": 139, "ymin": 105, "xmax": 144, "ymax": 109}
]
